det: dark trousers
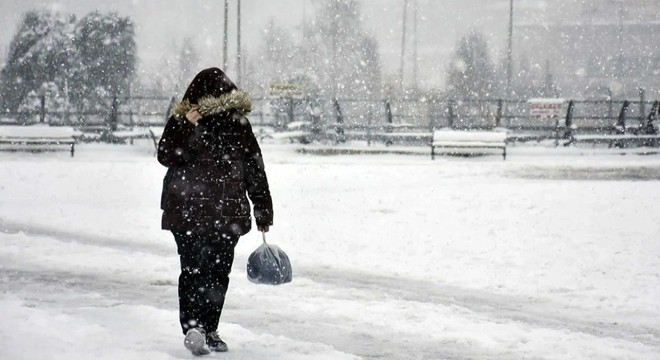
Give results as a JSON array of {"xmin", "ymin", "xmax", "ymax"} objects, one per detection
[{"xmin": 173, "ymin": 231, "xmax": 238, "ymax": 335}]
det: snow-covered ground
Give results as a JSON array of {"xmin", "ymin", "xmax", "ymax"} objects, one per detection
[{"xmin": 1, "ymin": 141, "xmax": 660, "ymax": 359}]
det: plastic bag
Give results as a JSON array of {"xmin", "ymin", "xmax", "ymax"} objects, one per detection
[{"xmin": 247, "ymin": 233, "xmax": 292, "ymax": 285}]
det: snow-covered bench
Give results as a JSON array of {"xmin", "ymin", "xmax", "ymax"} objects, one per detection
[
  {"xmin": 111, "ymin": 128, "xmax": 153, "ymax": 144},
  {"xmin": 102, "ymin": 127, "xmax": 163, "ymax": 154},
  {"xmin": 378, "ymin": 132, "xmax": 432, "ymax": 146},
  {"xmin": 264, "ymin": 130, "xmax": 311, "ymax": 143},
  {"xmin": 259, "ymin": 122, "xmax": 313, "ymax": 144},
  {"xmin": 0, "ymin": 125, "xmax": 81, "ymax": 157},
  {"xmin": 431, "ymin": 129, "xmax": 507, "ymax": 160}
]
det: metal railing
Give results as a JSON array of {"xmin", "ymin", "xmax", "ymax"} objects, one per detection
[{"xmin": 2, "ymin": 94, "xmax": 658, "ymax": 144}]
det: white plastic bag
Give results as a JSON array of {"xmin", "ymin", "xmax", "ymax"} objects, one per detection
[{"xmin": 247, "ymin": 233, "xmax": 292, "ymax": 285}]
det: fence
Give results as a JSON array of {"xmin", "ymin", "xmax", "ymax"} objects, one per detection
[
  {"xmin": 1, "ymin": 93, "xmax": 658, "ymax": 143},
  {"xmin": 0, "ymin": 95, "xmax": 176, "ymax": 129}
]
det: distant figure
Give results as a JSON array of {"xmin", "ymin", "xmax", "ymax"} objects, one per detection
[{"xmin": 157, "ymin": 68, "xmax": 273, "ymax": 355}]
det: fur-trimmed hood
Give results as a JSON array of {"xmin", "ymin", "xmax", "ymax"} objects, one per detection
[{"xmin": 172, "ymin": 89, "xmax": 253, "ymax": 119}]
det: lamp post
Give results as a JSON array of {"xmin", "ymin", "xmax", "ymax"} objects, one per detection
[
  {"xmin": 506, "ymin": 0, "xmax": 514, "ymax": 98},
  {"xmin": 237, "ymin": 0, "xmax": 242, "ymax": 85},
  {"xmin": 223, "ymin": 0, "xmax": 229, "ymax": 71},
  {"xmin": 412, "ymin": 0, "xmax": 418, "ymax": 91},
  {"xmin": 399, "ymin": 0, "xmax": 409, "ymax": 93},
  {"xmin": 617, "ymin": 0, "xmax": 624, "ymax": 76}
]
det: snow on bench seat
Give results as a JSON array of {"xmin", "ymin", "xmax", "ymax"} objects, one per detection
[
  {"xmin": 378, "ymin": 132, "xmax": 432, "ymax": 146},
  {"xmin": 380, "ymin": 132, "xmax": 432, "ymax": 139},
  {"xmin": 108, "ymin": 128, "xmax": 155, "ymax": 146},
  {"xmin": 431, "ymin": 129, "xmax": 507, "ymax": 160},
  {"xmin": 0, "ymin": 125, "xmax": 81, "ymax": 156},
  {"xmin": 0, "ymin": 125, "xmax": 80, "ymax": 140}
]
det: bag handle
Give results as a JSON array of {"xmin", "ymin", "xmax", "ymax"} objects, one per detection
[{"xmin": 262, "ymin": 231, "xmax": 267, "ymax": 244}]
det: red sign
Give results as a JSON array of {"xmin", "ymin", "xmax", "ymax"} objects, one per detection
[{"xmin": 528, "ymin": 99, "xmax": 565, "ymax": 119}]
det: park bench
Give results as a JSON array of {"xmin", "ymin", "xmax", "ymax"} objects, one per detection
[
  {"xmin": 564, "ymin": 100, "xmax": 660, "ymax": 148},
  {"xmin": 564, "ymin": 133, "xmax": 660, "ymax": 148},
  {"xmin": 148, "ymin": 127, "xmax": 164, "ymax": 155},
  {"xmin": 431, "ymin": 129, "xmax": 507, "ymax": 160},
  {"xmin": 110, "ymin": 128, "xmax": 153, "ymax": 144},
  {"xmin": 258, "ymin": 121, "xmax": 315, "ymax": 144},
  {"xmin": 263, "ymin": 130, "xmax": 311, "ymax": 143},
  {"xmin": 379, "ymin": 131, "xmax": 432, "ymax": 146},
  {"xmin": 0, "ymin": 125, "xmax": 81, "ymax": 156}
]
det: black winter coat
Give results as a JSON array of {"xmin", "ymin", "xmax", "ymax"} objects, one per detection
[{"xmin": 157, "ymin": 90, "xmax": 273, "ymax": 236}]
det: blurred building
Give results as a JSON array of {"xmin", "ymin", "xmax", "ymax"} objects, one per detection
[{"xmin": 513, "ymin": 0, "xmax": 660, "ymax": 99}]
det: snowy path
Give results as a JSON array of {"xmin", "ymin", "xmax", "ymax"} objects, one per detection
[
  {"xmin": 1, "ymin": 228, "xmax": 362, "ymax": 360},
  {"xmin": 1, "ymin": 144, "xmax": 660, "ymax": 359},
  {"xmin": 2, "ymin": 219, "xmax": 659, "ymax": 359}
]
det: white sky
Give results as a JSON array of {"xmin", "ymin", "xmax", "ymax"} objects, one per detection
[{"xmin": 0, "ymin": 0, "xmax": 556, "ymax": 88}]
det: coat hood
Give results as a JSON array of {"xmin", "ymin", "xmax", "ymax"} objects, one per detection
[
  {"xmin": 172, "ymin": 89, "xmax": 253, "ymax": 119},
  {"xmin": 183, "ymin": 67, "xmax": 236, "ymax": 103},
  {"xmin": 173, "ymin": 67, "xmax": 252, "ymax": 119}
]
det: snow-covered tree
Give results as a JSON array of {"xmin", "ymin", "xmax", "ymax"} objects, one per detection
[
  {"xmin": 17, "ymin": 81, "xmax": 74, "ymax": 124},
  {"xmin": 69, "ymin": 11, "xmax": 136, "ymax": 111},
  {"xmin": 446, "ymin": 32, "xmax": 496, "ymax": 99},
  {"xmin": 0, "ymin": 10, "xmax": 75, "ymax": 113},
  {"xmin": 0, "ymin": 10, "xmax": 137, "ymax": 117}
]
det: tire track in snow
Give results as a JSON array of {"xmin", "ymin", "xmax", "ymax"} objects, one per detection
[
  {"xmin": 0, "ymin": 218, "xmax": 171, "ymax": 256},
  {"xmin": 297, "ymin": 265, "xmax": 660, "ymax": 349}
]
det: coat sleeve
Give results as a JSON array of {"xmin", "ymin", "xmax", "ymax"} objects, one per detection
[
  {"xmin": 157, "ymin": 115, "xmax": 197, "ymax": 167},
  {"xmin": 243, "ymin": 118, "xmax": 274, "ymax": 227}
]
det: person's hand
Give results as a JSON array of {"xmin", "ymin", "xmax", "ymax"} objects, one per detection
[
  {"xmin": 258, "ymin": 225, "xmax": 270, "ymax": 233},
  {"xmin": 185, "ymin": 107, "xmax": 202, "ymax": 126}
]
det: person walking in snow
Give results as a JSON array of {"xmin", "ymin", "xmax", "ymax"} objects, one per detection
[{"xmin": 157, "ymin": 67, "xmax": 273, "ymax": 355}]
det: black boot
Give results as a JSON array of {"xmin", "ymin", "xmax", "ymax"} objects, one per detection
[{"xmin": 206, "ymin": 331, "xmax": 228, "ymax": 352}]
